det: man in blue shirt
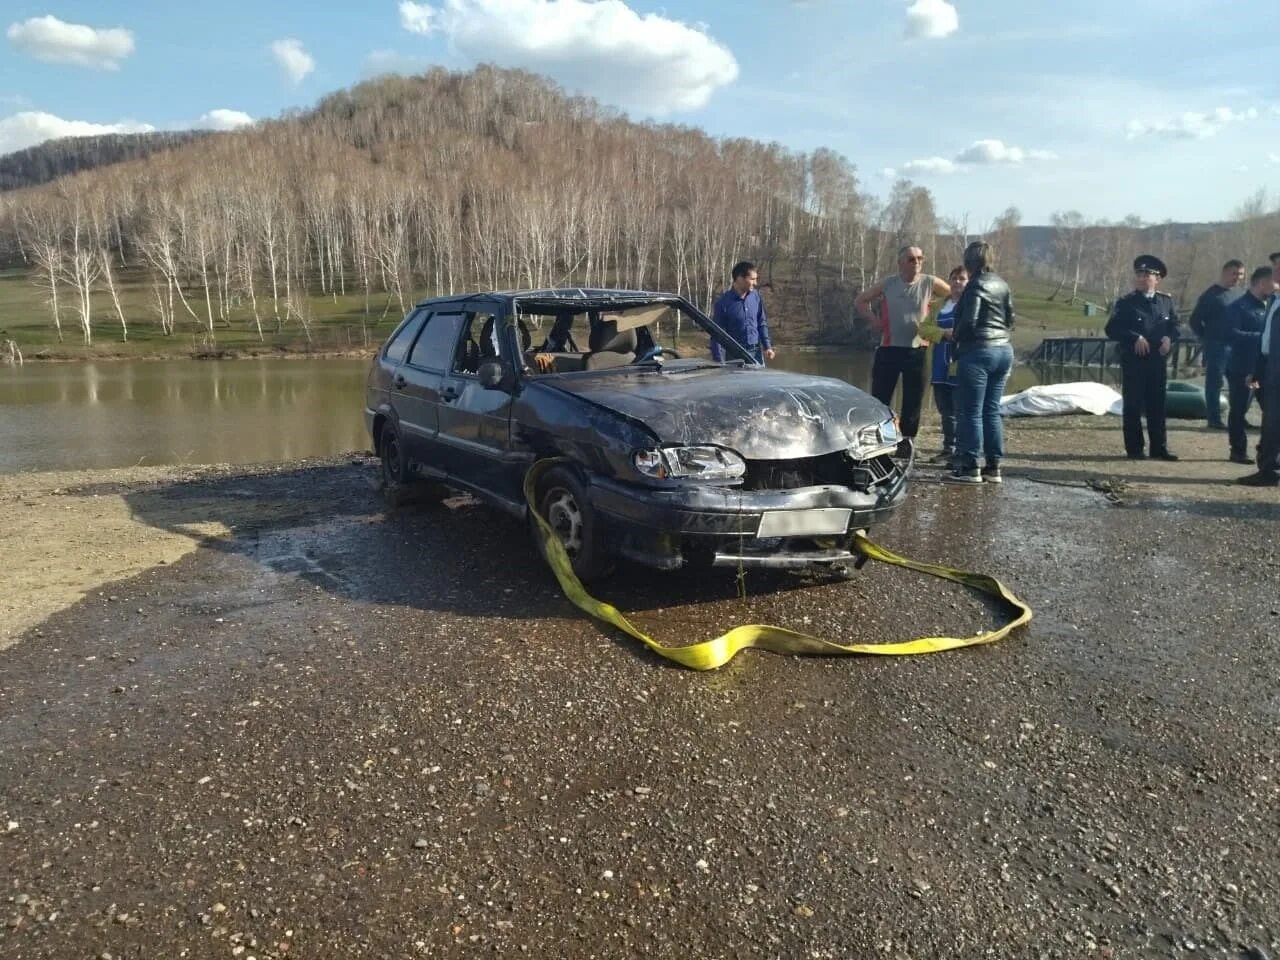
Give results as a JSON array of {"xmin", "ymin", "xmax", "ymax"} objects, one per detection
[{"xmin": 709, "ymin": 261, "xmax": 775, "ymax": 364}]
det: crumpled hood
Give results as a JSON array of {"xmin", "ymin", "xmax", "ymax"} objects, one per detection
[{"xmin": 544, "ymin": 365, "xmax": 892, "ymax": 459}]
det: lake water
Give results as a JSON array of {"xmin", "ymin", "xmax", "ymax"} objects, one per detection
[{"xmin": 0, "ymin": 353, "xmax": 1121, "ymax": 473}]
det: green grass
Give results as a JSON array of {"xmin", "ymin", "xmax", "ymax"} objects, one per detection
[
  {"xmin": 0, "ymin": 265, "xmax": 1109, "ymax": 361},
  {"xmin": 1009, "ymin": 278, "xmax": 1109, "ymax": 350},
  {"xmin": 0, "ymin": 266, "xmax": 407, "ymax": 360}
]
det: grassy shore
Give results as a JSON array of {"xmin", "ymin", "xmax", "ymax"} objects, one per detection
[{"xmin": 0, "ymin": 267, "xmax": 1107, "ymax": 362}]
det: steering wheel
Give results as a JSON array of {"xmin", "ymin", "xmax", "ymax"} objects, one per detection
[{"xmin": 634, "ymin": 345, "xmax": 681, "ymax": 363}]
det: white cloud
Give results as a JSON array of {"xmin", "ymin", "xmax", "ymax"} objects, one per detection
[
  {"xmin": 271, "ymin": 38, "xmax": 315, "ymax": 85},
  {"xmin": 902, "ymin": 156, "xmax": 957, "ymax": 175},
  {"xmin": 399, "ymin": 0, "xmax": 738, "ymax": 115},
  {"xmin": 6, "ymin": 15, "xmax": 135, "ymax": 70},
  {"xmin": 363, "ymin": 49, "xmax": 431, "ymax": 77},
  {"xmin": 0, "ymin": 111, "xmax": 154, "ymax": 155},
  {"xmin": 196, "ymin": 109, "xmax": 254, "ymax": 131},
  {"xmin": 399, "ymin": 1, "xmax": 436, "ymax": 34},
  {"xmin": 954, "ymin": 139, "xmax": 1058, "ymax": 165},
  {"xmin": 904, "ymin": 0, "xmax": 958, "ymax": 40},
  {"xmin": 1126, "ymin": 106, "xmax": 1258, "ymax": 140},
  {"xmin": 893, "ymin": 138, "xmax": 1056, "ymax": 177}
]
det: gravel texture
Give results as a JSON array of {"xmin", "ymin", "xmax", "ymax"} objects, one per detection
[{"xmin": 1, "ymin": 417, "xmax": 1278, "ymax": 958}]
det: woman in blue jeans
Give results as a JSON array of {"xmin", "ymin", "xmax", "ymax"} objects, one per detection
[{"xmin": 944, "ymin": 241, "xmax": 1016, "ymax": 484}]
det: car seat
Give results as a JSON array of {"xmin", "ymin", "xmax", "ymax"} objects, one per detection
[{"xmin": 585, "ymin": 320, "xmax": 637, "ymax": 370}]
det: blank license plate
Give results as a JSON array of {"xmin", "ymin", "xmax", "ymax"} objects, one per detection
[{"xmin": 756, "ymin": 508, "xmax": 851, "ymax": 539}]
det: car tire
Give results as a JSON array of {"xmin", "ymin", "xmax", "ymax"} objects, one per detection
[
  {"xmin": 379, "ymin": 421, "xmax": 446, "ymax": 508},
  {"xmin": 534, "ymin": 466, "xmax": 614, "ymax": 582}
]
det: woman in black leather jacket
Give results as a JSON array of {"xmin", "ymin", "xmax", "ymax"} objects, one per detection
[{"xmin": 943, "ymin": 240, "xmax": 1015, "ymax": 484}]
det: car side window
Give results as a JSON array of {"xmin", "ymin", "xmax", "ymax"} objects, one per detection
[
  {"xmin": 383, "ymin": 310, "xmax": 427, "ymax": 364},
  {"xmin": 407, "ymin": 312, "xmax": 465, "ymax": 371},
  {"xmin": 451, "ymin": 313, "xmax": 502, "ymax": 376}
]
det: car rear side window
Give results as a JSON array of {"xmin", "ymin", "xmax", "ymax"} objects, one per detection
[
  {"xmin": 407, "ymin": 312, "xmax": 465, "ymax": 371},
  {"xmin": 383, "ymin": 310, "xmax": 426, "ymax": 364}
]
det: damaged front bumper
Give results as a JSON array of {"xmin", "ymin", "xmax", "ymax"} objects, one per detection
[{"xmin": 585, "ymin": 459, "xmax": 908, "ymax": 570}]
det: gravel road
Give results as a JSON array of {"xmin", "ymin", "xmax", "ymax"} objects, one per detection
[{"xmin": 1, "ymin": 418, "xmax": 1277, "ymax": 959}]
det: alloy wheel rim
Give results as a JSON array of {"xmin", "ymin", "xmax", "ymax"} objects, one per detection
[{"xmin": 545, "ymin": 489, "xmax": 583, "ymax": 557}]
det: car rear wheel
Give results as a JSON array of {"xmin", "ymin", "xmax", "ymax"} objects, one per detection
[
  {"xmin": 534, "ymin": 466, "xmax": 614, "ymax": 582},
  {"xmin": 379, "ymin": 421, "xmax": 446, "ymax": 508}
]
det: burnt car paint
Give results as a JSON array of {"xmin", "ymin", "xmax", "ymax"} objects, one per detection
[
  {"xmin": 539, "ymin": 365, "xmax": 887, "ymax": 460},
  {"xmin": 365, "ymin": 288, "xmax": 907, "ymax": 573}
]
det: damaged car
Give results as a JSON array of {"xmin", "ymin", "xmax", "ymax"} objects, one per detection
[{"xmin": 365, "ymin": 288, "xmax": 907, "ymax": 580}]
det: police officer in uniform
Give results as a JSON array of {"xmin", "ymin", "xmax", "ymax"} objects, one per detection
[{"xmin": 1105, "ymin": 255, "xmax": 1182, "ymax": 460}]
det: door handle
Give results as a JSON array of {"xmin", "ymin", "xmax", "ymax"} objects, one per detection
[
  {"xmin": 441, "ymin": 386, "xmax": 460, "ymax": 402},
  {"xmin": 393, "ymin": 374, "xmax": 406, "ymax": 389}
]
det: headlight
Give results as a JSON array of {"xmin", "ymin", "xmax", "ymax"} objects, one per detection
[
  {"xmin": 848, "ymin": 418, "xmax": 900, "ymax": 459},
  {"xmin": 632, "ymin": 446, "xmax": 747, "ymax": 481}
]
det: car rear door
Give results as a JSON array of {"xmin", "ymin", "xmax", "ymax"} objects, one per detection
[
  {"xmin": 436, "ymin": 306, "xmax": 522, "ymax": 503},
  {"xmin": 391, "ymin": 310, "xmax": 466, "ymax": 475}
]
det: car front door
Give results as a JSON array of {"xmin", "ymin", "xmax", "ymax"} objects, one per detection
[
  {"xmin": 391, "ymin": 310, "xmax": 466, "ymax": 476},
  {"xmin": 436, "ymin": 308, "xmax": 522, "ymax": 505}
]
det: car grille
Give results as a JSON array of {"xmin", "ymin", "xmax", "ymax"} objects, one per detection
[{"xmin": 742, "ymin": 452, "xmax": 898, "ymax": 493}]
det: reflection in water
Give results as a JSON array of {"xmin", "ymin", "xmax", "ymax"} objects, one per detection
[
  {"xmin": 0, "ymin": 359, "xmax": 372, "ymax": 473},
  {"xmin": 0, "ymin": 352, "xmax": 1128, "ymax": 474}
]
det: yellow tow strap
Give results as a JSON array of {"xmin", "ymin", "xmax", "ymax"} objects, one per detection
[{"xmin": 525, "ymin": 461, "xmax": 1032, "ymax": 670}]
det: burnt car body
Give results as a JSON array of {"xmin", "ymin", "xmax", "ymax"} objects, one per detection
[{"xmin": 364, "ymin": 288, "xmax": 907, "ymax": 579}]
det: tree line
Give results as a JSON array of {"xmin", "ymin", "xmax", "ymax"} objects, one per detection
[
  {"xmin": 3, "ymin": 65, "xmax": 1273, "ymax": 349},
  {"xmin": 0, "ymin": 66, "xmax": 1027, "ymax": 348},
  {"xmin": 1034, "ymin": 192, "xmax": 1280, "ymax": 311}
]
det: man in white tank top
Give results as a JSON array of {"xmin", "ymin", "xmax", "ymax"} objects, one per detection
[{"xmin": 854, "ymin": 245, "xmax": 953, "ymax": 454}]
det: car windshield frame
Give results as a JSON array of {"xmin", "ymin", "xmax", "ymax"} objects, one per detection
[{"xmin": 510, "ymin": 292, "xmax": 757, "ymax": 376}]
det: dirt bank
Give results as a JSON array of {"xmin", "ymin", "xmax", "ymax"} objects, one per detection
[{"xmin": 1, "ymin": 417, "xmax": 1278, "ymax": 958}]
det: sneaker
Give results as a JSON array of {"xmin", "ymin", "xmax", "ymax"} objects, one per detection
[
  {"xmin": 1229, "ymin": 453, "xmax": 1253, "ymax": 465},
  {"xmin": 1237, "ymin": 471, "xmax": 1280, "ymax": 487},
  {"xmin": 942, "ymin": 468, "xmax": 982, "ymax": 484},
  {"xmin": 926, "ymin": 450, "xmax": 954, "ymax": 465},
  {"xmin": 1126, "ymin": 451, "xmax": 1147, "ymax": 460},
  {"xmin": 894, "ymin": 438, "xmax": 915, "ymax": 460},
  {"xmin": 1151, "ymin": 450, "xmax": 1179, "ymax": 462},
  {"xmin": 981, "ymin": 465, "xmax": 1003, "ymax": 484}
]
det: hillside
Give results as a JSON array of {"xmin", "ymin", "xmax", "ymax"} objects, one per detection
[
  {"xmin": 0, "ymin": 64, "xmax": 1266, "ymax": 359},
  {"xmin": 0, "ymin": 130, "xmax": 211, "ymax": 192}
]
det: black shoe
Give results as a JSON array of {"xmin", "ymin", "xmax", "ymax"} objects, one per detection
[
  {"xmin": 1207, "ymin": 422, "xmax": 1227, "ymax": 431},
  {"xmin": 894, "ymin": 438, "xmax": 914, "ymax": 460},
  {"xmin": 1151, "ymin": 450, "xmax": 1179, "ymax": 462},
  {"xmin": 1229, "ymin": 453, "xmax": 1253, "ymax": 465},
  {"xmin": 1237, "ymin": 471, "xmax": 1279, "ymax": 487},
  {"xmin": 1126, "ymin": 451, "xmax": 1147, "ymax": 460}
]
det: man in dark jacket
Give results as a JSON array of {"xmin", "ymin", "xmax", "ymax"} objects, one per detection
[
  {"xmin": 1224, "ymin": 267, "xmax": 1271, "ymax": 464},
  {"xmin": 709, "ymin": 261, "xmax": 773, "ymax": 364},
  {"xmin": 1105, "ymin": 255, "xmax": 1181, "ymax": 460},
  {"xmin": 1189, "ymin": 259, "xmax": 1245, "ymax": 428},
  {"xmin": 1238, "ymin": 297, "xmax": 1280, "ymax": 486}
]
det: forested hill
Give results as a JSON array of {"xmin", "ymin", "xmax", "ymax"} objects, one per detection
[
  {"xmin": 0, "ymin": 64, "xmax": 1267, "ymax": 353},
  {"xmin": 0, "ymin": 131, "xmax": 210, "ymax": 191}
]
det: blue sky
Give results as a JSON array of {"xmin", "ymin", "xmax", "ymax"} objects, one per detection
[{"xmin": 3, "ymin": 0, "xmax": 1279, "ymax": 226}]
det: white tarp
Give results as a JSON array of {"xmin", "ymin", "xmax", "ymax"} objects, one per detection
[{"xmin": 999, "ymin": 381, "xmax": 1123, "ymax": 417}]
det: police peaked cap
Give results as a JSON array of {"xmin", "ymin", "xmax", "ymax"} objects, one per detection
[{"xmin": 1133, "ymin": 254, "xmax": 1167, "ymax": 278}]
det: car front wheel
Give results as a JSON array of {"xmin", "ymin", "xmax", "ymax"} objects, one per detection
[{"xmin": 535, "ymin": 466, "xmax": 614, "ymax": 582}]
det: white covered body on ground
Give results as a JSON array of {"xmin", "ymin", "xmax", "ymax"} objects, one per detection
[{"xmin": 998, "ymin": 381, "xmax": 1123, "ymax": 417}]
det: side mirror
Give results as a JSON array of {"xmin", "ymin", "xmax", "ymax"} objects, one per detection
[{"xmin": 478, "ymin": 360, "xmax": 507, "ymax": 390}]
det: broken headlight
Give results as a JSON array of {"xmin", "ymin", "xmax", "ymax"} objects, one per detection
[
  {"xmin": 633, "ymin": 446, "xmax": 747, "ymax": 481},
  {"xmin": 847, "ymin": 418, "xmax": 900, "ymax": 460}
]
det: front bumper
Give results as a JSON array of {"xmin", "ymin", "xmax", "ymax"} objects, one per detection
[{"xmin": 585, "ymin": 462, "xmax": 907, "ymax": 570}]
